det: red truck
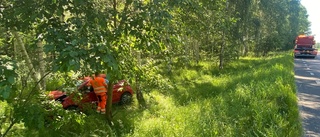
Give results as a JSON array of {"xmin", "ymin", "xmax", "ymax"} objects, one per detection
[{"xmin": 293, "ymin": 35, "xmax": 317, "ymax": 58}]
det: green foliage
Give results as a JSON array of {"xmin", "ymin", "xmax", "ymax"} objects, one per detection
[
  {"xmin": 137, "ymin": 58, "xmax": 173, "ymax": 93},
  {"xmin": 255, "ymin": 35, "xmax": 282, "ymax": 56},
  {"xmin": 0, "ymin": 101, "xmax": 27, "ymax": 137},
  {"xmin": 0, "ymin": 101, "xmax": 9, "ymax": 135},
  {"xmin": 41, "ymin": 95, "xmax": 119, "ymax": 136},
  {"xmin": 0, "ymin": 55, "xmax": 17, "ymax": 100},
  {"xmin": 46, "ymin": 71, "xmax": 80, "ymax": 91},
  {"xmin": 0, "ymin": 91, "xmax": 113, "ymax": 136},
  {"xmin": 1, "ymin": 52, "xmax": 302, "ymax": 136},
  {"xmin": 0, "ymin": 0, "xmax": 309, "ymax": 136},
  {"xmin": 45, "ymin": 75, "xmax": 66, "ymax": 91}
]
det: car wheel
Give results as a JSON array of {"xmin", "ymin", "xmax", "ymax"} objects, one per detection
[{"xmin": 120, "ymin": 92, "xmax": 132, "ymax": 105}]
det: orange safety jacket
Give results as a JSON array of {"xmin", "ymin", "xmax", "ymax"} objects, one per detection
[{"xmin": 89, "ymin": 77, "xmax": 107, "ymax": 94}]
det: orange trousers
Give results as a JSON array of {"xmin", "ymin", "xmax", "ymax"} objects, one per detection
[{"xmin": 96, "ymin": 92, "xmax": 107, "ymax": 113}]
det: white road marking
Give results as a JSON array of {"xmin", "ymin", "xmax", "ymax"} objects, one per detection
[
  {"xmin": 316, "ymin": 81, "xmax": 320, "ymax": 85},
  {"xmin": 310, "ymin": 73, "xmax": 314, "ymax": 76},
  {"xmin": 307, "ymin": 68, "xmax": 310, "ymax": 70}
]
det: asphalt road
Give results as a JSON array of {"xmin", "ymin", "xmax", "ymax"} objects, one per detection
[{"xmin": 295, "ymin": 55, "xmax": 320, "ymax": 137}]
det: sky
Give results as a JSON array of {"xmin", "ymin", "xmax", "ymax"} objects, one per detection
[{"xmin": 300, "ymin": 0, "xmax": 320, "ymax": 42}]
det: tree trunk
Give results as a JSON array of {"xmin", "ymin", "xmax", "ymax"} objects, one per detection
[
  {"xmin": 104, "ymin": 0, "xmax": 117, "ymax": 123},
  {"xmin": 135, "ymin": 50, "xmax": 146, "ymax": 107},
  {"xmin": 11, "ymin": 29, "xmax": 42, "ymax": 90},
  {"xmin": 220, "ymin": 1, "xmax": 228, "ymax": 69},
  {"xmin": 194, "ymin": 40, "xmax": 200, "ymax": 64},
  {"xmin": 167, "ymin": 57, "xmax": 172, "ymax": 75},
  {"xmin": 37, "ymin": 40, "xmax": 46, "ymax": 90},
  {"xmin": 106, "ymin": 79, "xmax": 113, "ymax": 123},
  {"xmin": 184, "ymin": 35, "xmax": 190, "ymax": 65},
  {"xmin": 13, "ymin": 39, "xmax": 17, "ymax": 60},
  {"xmin": 166, "ymin": 40, "xmax": 172, "ymax": 75},
  {"xmin": 135, "ymin": 75, "xmax": 146, "ymax": 107},
  {"xmin": 242, "ymin": 36, "xmax": 248, "ymax": 56},
  {"xmin": 219, "ymin": 33, "xmax": 225, "ymax": 69}
]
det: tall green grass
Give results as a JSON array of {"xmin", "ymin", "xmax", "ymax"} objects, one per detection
[
  {"xmin": 114, "ymin": 52, "xmax": 302, "ymax": 137},
  {"xmin": 1, "ymin": 52, "xmax": 302, "ymax": 137}
]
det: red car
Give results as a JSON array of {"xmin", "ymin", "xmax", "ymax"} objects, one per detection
[{"xmin": 49, "ymin": 79, "xmax": 134, "ymax": 110}]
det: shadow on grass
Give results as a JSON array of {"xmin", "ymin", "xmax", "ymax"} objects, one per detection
[
  {"xmin": 164, "ymin": 53, "xmax": 301, "ymax": 136},
  {"xmin": 168, "ymin": 55, "xmax": 292, "ymax": 106},
  {"xmin": 170, "ymin": 82, "xmax": 223, "ymax": 106}
]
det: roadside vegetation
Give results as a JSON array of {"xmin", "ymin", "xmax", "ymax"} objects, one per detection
[
  {"xmin": 0, "ymin": 0, "xmax": 309, "ymax": 136},
  {"xmin": 122, "ymin": 51, "xmax": 302, "ymax": 137},
  {"xmin": 1, "ymin": 52, "xmax": 302, "ymax": 136}
]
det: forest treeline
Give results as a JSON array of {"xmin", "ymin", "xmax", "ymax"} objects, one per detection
[{"xmin": 0, "ymin": 0, "xmax": 310, "ymax": 136}]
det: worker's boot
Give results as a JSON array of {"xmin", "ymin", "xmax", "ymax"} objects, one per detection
[
  {"xmin": 96, "ymin": 107, "xmax": 101, "ymax": 113},
  {"xmin": 101, "ymin": 109, "xmax": 106, "ymax": 114}
]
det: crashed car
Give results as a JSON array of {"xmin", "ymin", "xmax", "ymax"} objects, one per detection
[{"xmin": 48, "ymin": 78, "xmax": 134, "ymax": 110}]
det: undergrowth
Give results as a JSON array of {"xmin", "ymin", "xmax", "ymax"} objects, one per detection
[
  {"xmin": 1, "ymin": 52, "xmax": 302, "ymax": 137},
  {"xmin": 116, "ymin": 52, "xmax": 302, "ymax": 137}
]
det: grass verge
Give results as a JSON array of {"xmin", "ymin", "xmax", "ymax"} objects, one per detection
[
  {"xmin": 1, "ymin": 52, "xmax": 302, "ymax": 137},
  {"xmin": 113, "ymin": 52, "xmax": 302, "ymax": 137}
]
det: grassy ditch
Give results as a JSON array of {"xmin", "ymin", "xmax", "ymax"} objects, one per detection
[{"xmin": 113, "ymin": 52, "xmax": 302, "ymax": 137}]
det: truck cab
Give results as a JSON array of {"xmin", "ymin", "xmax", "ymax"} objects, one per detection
[{"xmin": 294, "ymin": 35, "xmax": 317, "ymax": 58}]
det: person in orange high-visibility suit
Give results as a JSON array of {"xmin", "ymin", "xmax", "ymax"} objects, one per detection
[{"xmin": 89, "ymin": 72, "xmax": 108, "ymax": 114}]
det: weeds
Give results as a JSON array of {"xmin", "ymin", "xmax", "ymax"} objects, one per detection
[
  {"xmin": 1, "ymin": 52, "xmax": 302, "ymax": 137},
  {"xmin": 124, "ymin": 52, "xmax": 301, "ymax": 137}
]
